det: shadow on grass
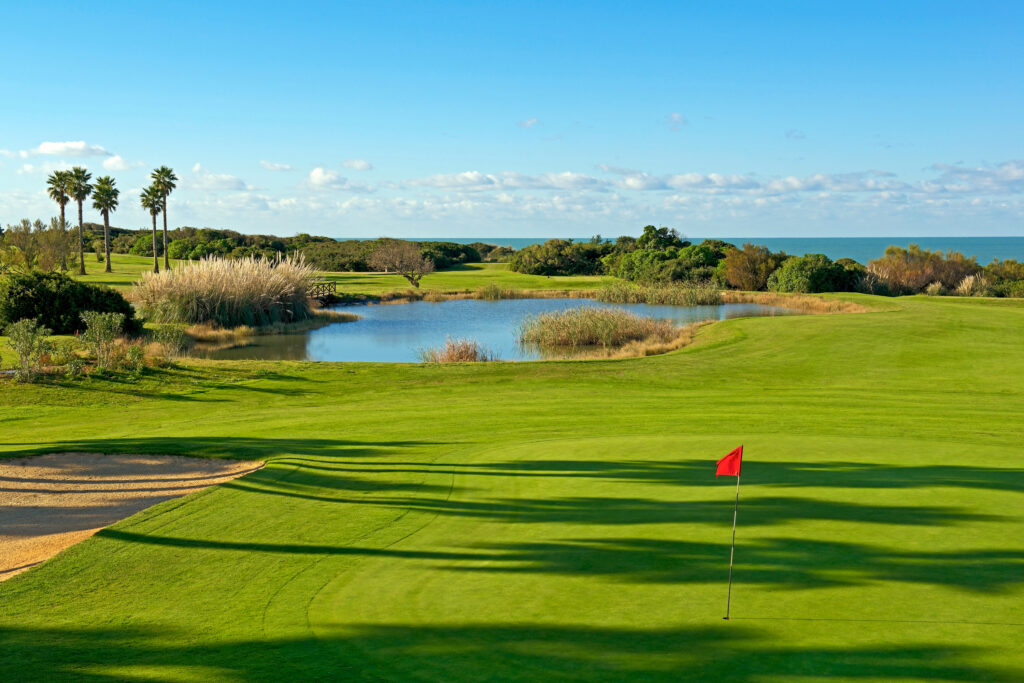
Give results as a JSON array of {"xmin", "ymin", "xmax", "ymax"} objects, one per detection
[
  {"xmin": 0, "ymin": 622, "xmax": 1016, "ymax": 681},
  {"xmin": 0, "ymin": 436, "xmax": 445, "ymax": 461},
  {"xmin": 93, "ymin": 528, "xmax": 1024, "ymax": 593},
  {"xmin": 294, "ymin": 457, "xmax": 1024, "ymax": 494}
]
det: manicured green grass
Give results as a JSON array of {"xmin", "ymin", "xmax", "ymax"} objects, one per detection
[
  {"xmin": 1, "ymin": 295, "xmax": 1023, "ymax": 681},
  {"xmin": 75, "ymin": 254, "xmax": 610, "ymax": 295}
]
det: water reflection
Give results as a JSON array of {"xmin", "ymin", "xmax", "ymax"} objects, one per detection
[{"xmin": 198, "ymin": 298, "xmax": 789, "ymax": 362}]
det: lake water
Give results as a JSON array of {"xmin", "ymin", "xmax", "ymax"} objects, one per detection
[{"xmin": 200, "ymin": 298, "xmax": 789, "ymax": 362}]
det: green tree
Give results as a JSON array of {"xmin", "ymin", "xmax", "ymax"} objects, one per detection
[
  {"xmin": 46, "ymin": 170, "xmax": 71, "ymax": 233},
  {"xmin": 91, "ymin": 176, "xmax": 120, "ymax": 273},
  {"xmin": 67, "ymin": 166, "xmax": 93, "ymax": 275},
  {"xmin": 140, "ymin": 185, "xmax": 164, "ymax": 273},
  {"xmin": 151, "ymin": 166, "xmax": 178, "ymax": 271}
]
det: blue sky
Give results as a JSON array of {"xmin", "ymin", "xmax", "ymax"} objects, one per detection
[{"xmin": 1, "ymin": 1, "xmax": 1022, "ymax": 238}]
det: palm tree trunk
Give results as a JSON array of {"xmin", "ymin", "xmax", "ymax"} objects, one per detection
[
  {"xmin": 162, "ymin": 200, "xmax": 169, "ymax": 270},
  {"xmin": 151, "ymin": 214, "xmax": 159, "ymax": 273},
  {"xmin": 103, "ymin": 212, "xmax": 112, "ymax": 273},
  {"xmin": 59, "ymin": 203, "xmax": 68, "ymax": 271},
  {"xmin": 77, "ymin": 200, "xmax": 86, "ymax": 275}
]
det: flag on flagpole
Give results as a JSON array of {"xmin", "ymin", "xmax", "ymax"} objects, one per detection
[{"xmin": 716, "ymin": 445, "xmax": 743, "ymax": 477}]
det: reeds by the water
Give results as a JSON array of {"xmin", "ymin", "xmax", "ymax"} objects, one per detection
[
  {"xmin": 418, "ymin": 337, "xmax": 498, "ymax": 363},
  {"xmin": 516, "ymin": 306, "xmax": 681, "ymax": 350},
  {"xmin": 596, "ymin": 280, "xmax": 722, "ymax": 306},
  {"xmin": 721, "ymin": 290, "xmax": 870, "ymax": 314},
  {"xmin": 132, "ymin": 255, "xmax": 317, "ymax": 327}
]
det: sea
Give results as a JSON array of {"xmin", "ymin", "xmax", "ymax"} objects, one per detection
[{"xmin": 410, "ymin": 237, "xmax": 1024, "ymax": 264}]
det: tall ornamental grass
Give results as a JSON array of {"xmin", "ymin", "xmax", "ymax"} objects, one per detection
[
  {"xmin": 596, "ymin": 280, "xmax": 722, "ymax": 306},
  {"xmin": 132, "ymin": 255, "xmax": 316, "ymax": 327},
  {"xmin": 516, "ymin": 306, "xmax": 680, "ymax": 349}
]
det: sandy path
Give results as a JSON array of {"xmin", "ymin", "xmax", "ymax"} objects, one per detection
[{"xmin": 0, "ymin": 453, "xmax": 262, "ymax": 581}]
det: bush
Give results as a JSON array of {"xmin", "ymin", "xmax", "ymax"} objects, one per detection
[
  {"xmin": 508, "ymin": 239, "xmax": 613, "ymax": 276},
  {"xmin": 152, "ymin": 325, "xmax": 189, "ymax": 358},
  {"xmin": 80, "ymin": 311, "xmax": 125, "ymax": 369},
  {"xmin": 516, "ymin": 306, "xmax": 680, "ymax": 349},
  {"xmin": 131, "ymin": 255, "xmax": 316, "ymax": 327},
  {"xmin": 925, "ymin": 282, "xmax": 946, "ymax": 296},
  {"xmin": 129, "ymin": 233, "xmax": 160, "ymax": 257},
  {"xmin": 49, "ymin": 339, "xmax": 84, "ymax": 377},
  {"xmin": 721, "ymin": 243, "xmax": 787, "ymax": 291},
  {"xmin": 5, "ymin": 318, "xmax": 52, "ymax": 382},
  {"xmin": 419, "ymin": 338, "xmax": 497, "ymax": 363},
  {"xmin": 768, "ymin": 254, "xmax": 850, "ymax": 293},
  {"xmin": 91, "ymin": 239, "xmax": 105, "ymax": 262},
  {"xmin": 0, "ymin": 271, "xmax": 138, "ymax": 334},
  {"xmin": 868, "ymin": 245, "xmax": 980, "ymax": 294}
]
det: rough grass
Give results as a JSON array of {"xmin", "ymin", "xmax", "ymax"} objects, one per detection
[
  {"xmin": 418, "ymin": 337, "xmax": 498, "ymax": 363},
  {"xmin": 130, "ymin": 255, "xmax": 317, "ymax": 327},
  {"xmin": 516, "ymin": 306, "xmax": 681, "ymax": 349},
  {"xmin": 186, "ymin": 309, "xmax": 358, "ymax": 351},
  {"xmin": 1, "ymin": 295, "xmax": 1023, "ymax": 680},
  {"xmin": 596, "ymin": 280, "xmax": 722, "ymax": 306},
  {"xmin": 722, "ymin": 290, "xmax": 872, "ymax": 314}
]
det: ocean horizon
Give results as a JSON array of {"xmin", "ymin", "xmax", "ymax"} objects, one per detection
[{"xmin": 343, "ymin": 236, "xmax": 1024, "ymax": 264}]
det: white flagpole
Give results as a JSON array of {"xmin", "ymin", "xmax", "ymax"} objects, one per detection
[{"xmin": 724, "ymin": 472, "xmax": 741, "ymax": 620}]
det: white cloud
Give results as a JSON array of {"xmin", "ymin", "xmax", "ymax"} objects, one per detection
[
  {"xmin": 785, "ymin": 129, "xmax": 806, "ymax": 140},
  {"xmin": 307, "ymin": 167, "xmax": 373, "ymax": 192},
  {"xmin": 33, "ymin": 141, "xmax": 111, "ymax": 157},
  {"xmin": 342, "ymin": 159, "xmax": 373, "ymax": 171},
  {"xmin": 102, "ymin": 155, "xmax": 144, "ymax": 171},
  {"xmin": 517, "ymin": 117, "xmax": 539, "ymax": 128},
  {"xmin": 188, "ymin": 163, "xmax": 252, "ymax": 191},
  {"xmin": 260, "ymin": 160, "xmax": 293, "ymax": 171},
  {"xmin": 667, "ymin": 113, "xmax": 687, "ymax": 131},
  {"xmin": 17, "ymin": 161, "xmax": 73, "ymax": 175}
]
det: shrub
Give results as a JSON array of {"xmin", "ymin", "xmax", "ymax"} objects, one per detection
[
  {"xmin": 49, "ymin": 339, "xmax": 84, "ymax": 377},
  {"xmin": 419, "ymin": 338, "xmax": 497, "ymax": 363},
  {"xmin": 132, "ymin": 255, "xmax": 316, "ymax": 327},
  {"xmin": 517, "ymin": 306, "xmax": 680, "ymax": 349},
  {"xmin": 0, "ymin": 271, "xmax": 138, "ymax": 334},
  {"xmin": 721, "ymin": 243, "xmax": 787, "ymax": 291},
  {"xmin": 152, "ymin": 325, "xmax": 189, "ymax": 358},
  {"xmin": 80, "ymin": 311, "xmax": 126, "ymax": 369},
  {"xmin": 508, "ymin": 239, "xmax": 613, "ymax": 276},
  {"xmin": 768, "ymin": 254, "xmax": 850, "ymax": 293},
  {"xmin": 925, "ymin": 281, "xmax": 946, "ymax": 296},
  {"xmin": 5, "ymin": 318, "xmax": 52, "ymax": 382},
  {"xmin": 124, "ymin": 344, "xmax": 146, "ymax": 375},
  {"xmin": 868, "ymin": 245, "xmax": 980, "ymax": 294}
]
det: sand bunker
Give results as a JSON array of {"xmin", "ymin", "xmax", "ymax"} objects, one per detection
[{"xmin": 0, "ymin": 452, "xmax": 262, "ymax": 581}]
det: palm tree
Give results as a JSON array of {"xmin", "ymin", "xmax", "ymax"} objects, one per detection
[
  {"xmin": 91, "ymin": 176, "xmax": 120, "ymax": 273},
  {"xmin": 46, "ymin": 170, "xmax": 71, "ymax": 229},
  {"xmin": 151, "ymin": 166, "xmax": 178, "ymax": 271},
  {"xmin": 67, "ymin": 166, "xmax": 93, "ymax": 275},
  {"xmin": 140, "ymin": 185, "xmax": 164, "ymax": 273}
]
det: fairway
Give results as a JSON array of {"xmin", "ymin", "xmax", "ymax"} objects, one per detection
[{"xmin": 1, "ymin": 294, "xmax": 1023, "ymax": 681}]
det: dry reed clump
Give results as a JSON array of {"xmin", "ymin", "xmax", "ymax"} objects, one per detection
[
  {"xmin": 955, "ymin": 274, "xmax": 992, "ymax": 297},
  {"xmin": 721, "ymin": 290, "xmax": 869, "ymax": 314},
  {"xmin": 596, "ymin": 280, "xmax": 722, "ymax": 306},
  {"xmin": 131, "ymin": 255, "xmax": 316, "ymax": 327},
  {"xmin": 566, "ymin": 321, "xmax": 711, "ymax": 360},
  {"xmin": 418, "ymin": 337, "xmax": 498, "ymax": 363},
  {"xmin": 185, "ymin": 309, "xmax": 358, "ymax": 351},
  {"xmin": 517, "ymin": 306, "xmax": 681, "ymax": 350}
]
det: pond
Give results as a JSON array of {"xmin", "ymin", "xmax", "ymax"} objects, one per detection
[{"xmin": 197, "ymin": 298, "xmax": 790, "ymax": 362}]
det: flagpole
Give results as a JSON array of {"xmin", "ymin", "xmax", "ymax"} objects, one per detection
[{"xmin": 724, "ymin": 472, "xmax": 740, "ymax": 620}]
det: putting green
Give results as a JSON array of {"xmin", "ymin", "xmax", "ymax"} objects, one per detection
[{"xmin": 1, "ymin": 294, "xmax": 1022, "ymax": 681}]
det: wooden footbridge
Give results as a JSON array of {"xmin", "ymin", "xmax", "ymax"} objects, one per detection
[{"xmin": 307, "ymin": 280, "xmax": 337, "ymax": 302}]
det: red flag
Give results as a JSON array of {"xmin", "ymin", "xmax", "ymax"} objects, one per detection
[{"xmin": 716, "ymin": 446, "xmax": 743, "ymax": 477}]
